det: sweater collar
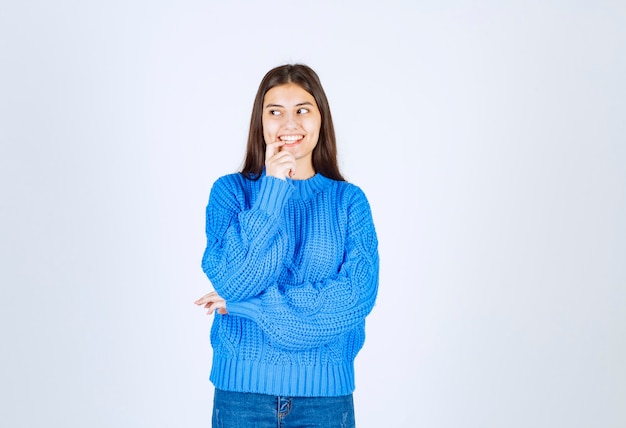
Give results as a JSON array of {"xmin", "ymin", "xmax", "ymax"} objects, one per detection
[
  {"xmin": 288, "ymin": 173, "xmax": 333, "ymax": 199},
  {"xmin": 259, "ymin": 169, "xmax": 334, "ymax": 200}
]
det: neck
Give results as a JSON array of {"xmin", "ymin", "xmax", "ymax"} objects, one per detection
[{"xmin": 292, "ymin": 160, "xmax": 315, "ymax": 180}]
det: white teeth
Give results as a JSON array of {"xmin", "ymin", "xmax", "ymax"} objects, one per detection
[{"xmin": 280, "ymin": 135, "xmax": 303, "ymax": 142}]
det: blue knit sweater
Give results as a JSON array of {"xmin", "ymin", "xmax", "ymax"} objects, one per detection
[{"xmin": 201, "ymin": 171, "xmax": 379, "ymax": 397}]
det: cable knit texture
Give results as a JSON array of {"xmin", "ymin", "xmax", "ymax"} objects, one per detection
[{"xmin": 201, "ymin": 171, "xmax": 379, "ymax": 397}]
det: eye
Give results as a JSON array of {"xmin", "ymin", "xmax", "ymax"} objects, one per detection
[
  {"xmin": 269, "ymin": 110, "xmax": 281, "ymax": 116},
  {"xmin": 297, "ymin": 107, "xmax": 309, "ymax": 114}
]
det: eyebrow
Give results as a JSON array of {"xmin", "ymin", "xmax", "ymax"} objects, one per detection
[{"xmin": 264, "ymin": 101, "xmax": 314, "ymax": 109}]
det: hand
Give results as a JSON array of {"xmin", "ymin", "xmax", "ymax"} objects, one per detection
[
  {"xmin": 194, "ymin": 291, "xmax": 228, "ymax": 315},
  {"xmin": 265, "ymin": 140, "xmax": 296, "ymax": 180}
]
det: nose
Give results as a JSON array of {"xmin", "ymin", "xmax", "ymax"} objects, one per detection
[{"xmin": 283, "ymin": 112, "xmax": 299, "ymax": 129}]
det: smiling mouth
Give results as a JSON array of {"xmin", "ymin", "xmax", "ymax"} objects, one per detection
[{"xmin": 280, "ymin": 135, "xmax": 304, "ymax": 145}]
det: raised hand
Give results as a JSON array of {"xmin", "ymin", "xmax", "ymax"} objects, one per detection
[{"xmin": 265, "ymin": 140, "xmax": 296, "ymax": 180}]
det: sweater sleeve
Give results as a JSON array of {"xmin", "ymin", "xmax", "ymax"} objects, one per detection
[
  {"xmin": 201, "ymin": 175, "xmax": 293, "ymax": 302},
  {"xmin": 226, "ymin": 187, "xmax": 379, "ymax": 350}
]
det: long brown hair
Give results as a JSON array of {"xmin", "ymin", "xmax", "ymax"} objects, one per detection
[{"xmin": 240, "ymin": 64, "xmax": 345, "ymax": 181}]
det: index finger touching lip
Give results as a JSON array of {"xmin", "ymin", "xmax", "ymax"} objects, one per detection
[{"xmin": 265, "ymin": 140, "xmax": 285, "ymax": 158}]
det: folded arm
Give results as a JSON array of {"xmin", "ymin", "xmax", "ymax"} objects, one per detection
[
  {"xmin": 226, "ymin": 187, "xmax": 379, "ymax": 350},
  {"xmin": 201, "ymin": 175, "xmax": 293, "ymax": 301}
]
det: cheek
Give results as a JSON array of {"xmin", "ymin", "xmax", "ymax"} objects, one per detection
[
  {"xmin": 261, "ymin": 122, "xmax": 273, "ymax": 142},
  {"xmin": 263, "ymin": 120, "xmax": 279, "ymax": 136},
  {"xmin": 305, "ymin": 118, "xmax": 322, "ymax": 135}
]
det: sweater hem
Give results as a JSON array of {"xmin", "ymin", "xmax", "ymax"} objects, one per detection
[{"xmin": 210, "ymin": 356, "xmax": 355, "ymax": 397}]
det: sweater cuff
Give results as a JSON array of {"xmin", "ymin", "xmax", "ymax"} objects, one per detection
[
  {"xmin": 254, "ymin": 176, "xmax": 293, "ymax": 215},
  {"xmin": 226, "ymin": 297, "xmax": 262, "ymax": 320}
]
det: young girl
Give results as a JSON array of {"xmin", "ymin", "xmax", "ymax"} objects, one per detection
[{"xmin": 195, "ymin": 64, "xmax": 379, "ymax": 428}]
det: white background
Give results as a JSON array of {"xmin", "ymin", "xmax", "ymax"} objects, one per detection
[{"xmin": 1, "ymin": 1, "xmax": 625, "ymax": 427}]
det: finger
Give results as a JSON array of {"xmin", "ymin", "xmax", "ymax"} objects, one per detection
[
  {"xmin": 266, "ymin": 152, "xmax": 296, "ymax": 169},
  {"xmin": 203, "ymin": 297, "xmax": 222, "ymax": 308},
  {"xmin": 194, "ymin": 291, "xmax": 218, "ymax": 305},
  {"xmin": 268, "ymin": 151, "xmax": 296, "ymax": 168},
  {"xmin": 265, "ymin": 140, "xmax": 285, "ymax": 161},
  {"xmin": 270, "ymin": 150, "xmax": 296, "ymax": 162},
  {"xmin": 266, "ymin": 152, "xmax": 297, "ymax": 180},
  {"xmin": 195, "ymin": 296, "xmax": 211, "ymax": 305},
  {"xmin": 206, "ymin": 300, "xmax": 226, "ymax": 315},
  {"xmin": 205, "ymin": 302, "xmax": 217, "ymax": 314},
  {"xmin": 204, "ymin": 297, "xmax": 224, "ymax": 307}
]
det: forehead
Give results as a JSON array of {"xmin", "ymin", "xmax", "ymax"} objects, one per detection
[{"xmin": 263, "ymin": 83, "xmax": 316, "ymax": 106}]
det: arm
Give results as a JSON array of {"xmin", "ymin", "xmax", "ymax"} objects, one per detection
[
  {"xmin": 201, "ymin": 174, "xmax": 294, "ymax": 301},
  {"xmin": 226, "ymin": 187, "xmax": 379, "ymax": 350}
]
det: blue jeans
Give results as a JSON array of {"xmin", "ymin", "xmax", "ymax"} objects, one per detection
[{"xmin": 212, "ymin": 388, "xmax": 355, "ymax": 428}]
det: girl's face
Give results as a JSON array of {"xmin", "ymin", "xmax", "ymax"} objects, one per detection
[{"xmin": 262, "ymin": 83, "xmax": 322, "ymax": 172}]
